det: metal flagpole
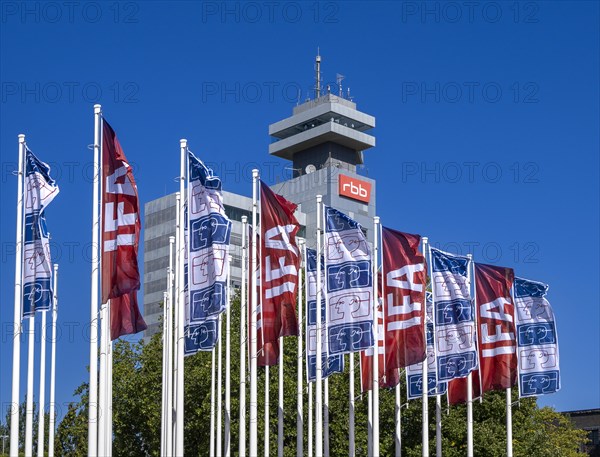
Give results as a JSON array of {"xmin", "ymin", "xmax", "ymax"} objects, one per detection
[
  {"xmin": 175, "ymin": 139, "xmax": 187, "ymax": 456},
  {"xmin": 308, "ymin": 382, "xmax": 313, "ymax": 457},
  {"xmin": 435, "ymin": 394, "xmax": 442, "ymax": 457},
  {"xmin": 210, "ymin": 348, "xmax": 216, "ymax": 457},
  {"xmin": 264, "ymin": 365, "xmax": 270, "ymax": 457},
  {"xmin": 466, "ymin": 253, "xmax": 474, "ymax": 457},
  {"xmin": 421, "ymin": 237, "xmax": 429, "ymax": 457},
  {"xmin": 249, "ymin": 169, "xmax": 259, "ymax": 457},
  {"xmin": 10, "ymin": 134, "xmax": 25, "ymax": 457},
  {"xmin": 395, "ymin": 378, "xmax": 401, "ymax": 457},
  {"xmin": 161, "ymin": 290, "xmax": 169, "ymax": 456},
  {"xmin": 506, "ymin": 388, "xmax": 513, "ymax": 457},
  {"xmin": 368, "ymin": 390, "xmax": 373, "ymax": 455},
  {"xmin": 372, "ymin": 216, "xmax": 380, "ymax": 457},
  {"xmin": 167, "ymin": 236, "xmax": 175, "ymax": 457},
  {"xmin": 324, "ymin": 378, "xmax": 329, "ymax": 456},
  {"xmin": 98, "ymin": 300, "xmax": 108, "ymax": 457},
  {"xmin": 225, "ymin": 255, "xmax": 232, "ymax": 457},
  {"xmin": 278, "ymin": 337, "xmax": 284, "ymax": 457},
  {"xmin": 24, "ymin": 314, "xmax": 35, "ymax": 457},
  {"xmin": 315, "ymin": 195, "xmax": 323, "ymax": 457},
  {"xmin": 88, "ymin": 104, "xmax": 102, "ymax": 457},
  {"xmin": 37, "ymin": 308, "xmax": 47, "ymax": 457},
  {"xmin": 107, "ymin": 309, "xmax": 113, "ymax": 456},
  {"xmin": 296, "ymin": 240, "xmax": 304, "ymax": 457},
  {"xmin": 172, "ymin": 193, "xmax": 181, "ymax": 457},
  {"xmin": 239, "ymin": 216, "xmax": 248, "ymax": 457},
  {"xmin": 349, "ymin": 352, "xmax": 355, "ymax": 457},
  {"xmin": 217, "ymin": 314, "xmax": 223, "ymax": 457},
  {"xmin": 48, "ymin": 264, "xmax": 58, "ymax": 457}
]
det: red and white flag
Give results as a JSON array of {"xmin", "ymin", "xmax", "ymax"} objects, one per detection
[
  {"xmin": 448, "ymin": 262, "xmax": 516, "ymax": 404},
  {"xmin": 382, "ymin": 227, "xmax": 426, "ymax": 370},
  {"xmin": 101, "ymin": 119, "xmax": 146, "ymax": 339},
  {"xmin": 260, "ymin": 182, "xmax": 300, "ymax": 347}
]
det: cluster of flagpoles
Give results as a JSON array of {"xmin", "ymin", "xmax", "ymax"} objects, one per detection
[
  {"xmin": 10, "ymin": 105, "xmax": 559, "ymax": 457},
  {"xmin": 10, "ymin": 135, "xmax": 61, "ymax": 457}
]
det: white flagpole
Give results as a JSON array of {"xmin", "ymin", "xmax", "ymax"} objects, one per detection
[
  {"xmin": 466, "ymin": 253, "xmax": 474, "ymax": 457},
  {"xmin": 372, "ymin": 216, "xmax": 380, "ymax": 457},
  {"xmin": 24, "ymin": 313, "xmax": 35, "ymax": 457},
  {"xmin": 435, "ymin": 394, "xmax": 442, "ymax": 457},
  {"xmin": 296, "ymin": 240, "xmax": 304, "ymax": 457},
  {"xmin": 278, "ymin": 337, "xmax": 284, "ymax": 457},
  {"xmin": 239, "ymin": 216, "xmax": 248, "ymax": 457},
  {"xmin": 167, "ymin": 236, "xmax": 175, "ymax": 457},
  {"xmin": 395, "ymin": 380, "xmax": 401, "ymax": 457},
  {"xmin": 107, "ymin": 313, "xmax": 113, "ymax": 457},
  {"xmin": 349, "ymin": 353, "xmax": 355, "ymax": 457},
  {"xmin": 217, "ymin": 314, "xmax": 223, "ymax": 457},
  {"xmin": 10, "ymin": 134, "xmax": 25, "ymax": 457},
  {"xmin": 368, "ymin": 390, "xmax": 373, "ymax": 455},
  {"xmin": 506, "ymin": 388, "xmax": 513, "ymax": 457},
  {"xmin": 175, "ymin": 139, "xmax": 187, "ymax": 456},
  {"xmin": 98, "ymin": 299, "xmax": 108, "ymax": 457},
  {"xmin": 37, "ymin": 308, "xmax": 48, "ymax": 457},
  {"xmin": 161, "ymin": 290, "xmax": 169, "ymax": 457},
  {"xmin": 88, "ymin": 104, "xmax": 102, "ymax": 457},
  {"xmin": 225, "ymin": 254, "xmax": 232, "ymax": 457},
  {"xmin": 421, "ymin": 237, "xmax": 429, "ymax": 457},
  {"xmin": 324, "ymin": 378, "xmax": 329, "ymax": 456},
  {"xmin": 315, "ymin": 195, "xmax": 323, "ymax": 457},
  {"xmin": 48, "ymin": 264, "xmax": 58, "ymax": 457},
  {"xmin": 172, "ymin": 193, "xmax": 181, "ymax": 457},
  {"xmin": 264, "ymin": 365, "xmax": 270, "ymax": 457},
  {"xmin": 210, "ymin": 348, "xmax": 216, "ymax": 457},
  {"xmin": 249, "ymin": 169, "xmax": 260, "ymax": 457},
  {"xmin": 308, "ymin": 382, "xmax": 313, "ymax": 457}
]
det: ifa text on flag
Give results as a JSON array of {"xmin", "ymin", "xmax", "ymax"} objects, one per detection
[
  {"xmin": 22, "ymin": 148, "xmax": 59, "ymax": 317},
  {"xmin": 382, "ymin": 227, "xmax": 426, "ymax": 370},
  {"xmin": 260, "ymin": 182, "xmax": 301, "ymax": 346},
  {"xmin": 101, "ymin": 120, "xmax": 146, "ymax": 339},
  {"xmin": 514, "ymin": 278, "xmax": 560, "ymax": 397}
]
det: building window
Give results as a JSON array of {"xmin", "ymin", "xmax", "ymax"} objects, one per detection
[{"xmin": 588, "ymin": 428, "xmax": 599, "ymax": 446}]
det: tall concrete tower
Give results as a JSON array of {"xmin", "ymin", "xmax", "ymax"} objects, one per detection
[{"xmin": 269, "ymin": 53, "xmax": 377, "ymax": 247}]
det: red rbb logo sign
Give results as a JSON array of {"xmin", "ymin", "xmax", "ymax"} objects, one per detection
[{"xmin": 339, "ymin": 175, "xmax": 371, "ymax": 203}]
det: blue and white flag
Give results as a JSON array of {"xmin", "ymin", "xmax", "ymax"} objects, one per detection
[
  {"xmin": 430, "ymin": 248, "xmax": 477, "ymax": 382},
  {"xmin": 324, "ymin": 206, "xmax": 374, "ymax": 355},
  {"xmin": 23, "ymin": 148, "xmax": 59, "ymax": 317},
  {"xmin": 185, "ymin": 152, "xmax": 231, "ymax": 354},
  {"xmin": 406, "ymin": 291, "xmax": 447, "ymax": 399},
  {"xmin": 305, "ymin": 248, "xmax": 344, "ymax": 382},
  {"xmin": 514, "ymin": 277, "xmax": 560, "ymax": 397}
]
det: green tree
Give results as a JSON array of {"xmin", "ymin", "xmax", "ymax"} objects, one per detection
[
  {"xmin": 1, "ymin": 399, "xmax": 50, "ymax": 456},
  {"xmin": 55, "ymin": 292, "xmax": 587, "ymax": 456}
]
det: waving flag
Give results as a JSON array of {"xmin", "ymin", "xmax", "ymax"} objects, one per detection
[
  {"xmin": 324, "ymin": 206, "xmax": 373, "ymax": 355},
  {"xmin": 22, "ymin": 148, "xmax": 59, "ymax": 317},
  {"xmin": 305, "ymin": 248, "xmax": 344, "ymax": 381},
  {"xmin": 475, "ymin": 263, "xmax": 517, "ymax": 392},
  {"xmin": 101, "ymin": 120, "xmax": 146, "ymax": 339},
  {"xmin": 185, "ymin": 152, "xmax": 231, "ymax": 354},
  {"xmin": 382, "ymin": 227, "xmax": 426, "ymax": 370},
  {"xmin": 430, "ymin": 248, "xmax": 477, "ymax": 383},
  {"xmin": 260, "ymin": 182, "xmax": 300, "ymax": 348},
  {"xmin": 406, "ymin": 291, "xmax": 447, "ymax": 400},
  {"xmin": 515, "ymin": 278, "xmax": 560, "ymax": 397}
]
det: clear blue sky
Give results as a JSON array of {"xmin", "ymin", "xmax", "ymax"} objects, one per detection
[{"xmin": 1, "ymin": 1, "xmax": 598, "ymax": 423}]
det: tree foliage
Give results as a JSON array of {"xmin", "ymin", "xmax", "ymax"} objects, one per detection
[{"xmin": 54, "ymin": 292, "xmax": 587, "ymax": 456}]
